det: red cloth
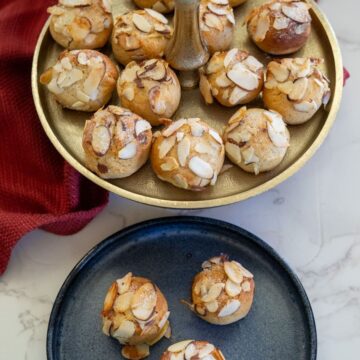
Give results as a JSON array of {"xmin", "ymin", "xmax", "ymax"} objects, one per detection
[{"xmin": 0, "ymin": 0, "xmax": 109, "ymax": 275}]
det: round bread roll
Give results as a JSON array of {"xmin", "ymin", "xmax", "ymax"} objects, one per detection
[
  {"xmin": 111, "ymin": 9, "xmax": 173, "ymax": 66},
  {"xmin": 263, "ymin": 57, "xmax": 331, "ymax": 125},
  {"xmin": 47, "ymin": 0, "xmax": 112, "ymax": 49},
  {"xmin": 101, "ymin": 272, "xmax": 170, "ymax": 360},
  {"xmin": 133, "ymin": 0, "xmax": 175, "ymax": 14},
  {"xmin": 223, "ymin": 107, "xmax": 290, "ymax": 175},
  {"xmin": 161, "ymin": 340, "xmax": 226, "ymax": 360},
  {"xmin": 229, "ymin": 0, "xmax": 247, "ymax": 7},
  {"xmin": 199, "ymin": 48, "xmax": 264, "ymax": 107},
  {"xmin": 40, "ymin": 50, "xmax": 118, "ymax": 111},
  {"xmin": 246, "ymin": 0, "xmax": 312, "ymax": 55},
  {"xmin": 117, "ymin": 59, "xmax": 181, "ymax": 126},
  {"xmin": 189, "ymin": 255, "xmax": 254, "ymax": 325},
  {"xmin": 199, "ymin": 0, "xmax": 235, "ymax": 54},
  {"xmin": 151, "ymin": 118, "xmax": 225, "ymax": 191},
  {"xmin": 82, "ymin": 106, "xmax": 152, "ymax": 178}
]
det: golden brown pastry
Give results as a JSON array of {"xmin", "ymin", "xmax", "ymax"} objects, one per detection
[
  {"xmin": 151, "ymin": 118, "xmax": 225, "ymax": 191},
  {"xmin": 101, "ymin": 273, "xmax": 170, "ymax": 360},
  {"xmin": 117, "ymin": 59, "xmax": 181, "ymax": 126},
  {"xmin": 133, "ymin": 0, "xmax": 175, "ymax": 14},
  {"xmin": 111, "ymin": 9, "xmax": 173, "ymax": 66},
  {"xmin": 199, "ymin": 48, "xmax": 264, "ymax": 107},
  {"xmin": 246, "ymin": 0, "xmax": 311, "ymax": 55},
  {"xmin": 223, "ymin": 107, "xmax": 290, "ymax": 175},
  {"xmin": 229, "ymin": 0, "xmax": 247, "ymax": 7},
  {"xmin": 82, "ymin": 106, "xmax": 152, "ymax": 178},
  {"xmin": 47, "ymin": 0, "xmax": 112, "ymax": 49},
  {"xmin": 263, "ymin": 58, "xmax": 331, "ymax": 125},
  {"xmin": 40, "ymin": 50, "xmax": 118, "ymax": 111},
  {"xmin": 199, "ymin": 0, "xmax": 235, "ymax": 54},
  {"xmin": 161, "ymin": 340, "xmax": 226, "ymax": 360},
  {"xmin": 188, "ymin": 255, "xmax": 254, "ymax": 325}
]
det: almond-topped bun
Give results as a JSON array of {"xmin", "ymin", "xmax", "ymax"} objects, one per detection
[
  {"xmin": 47, "ymin": 0, "xmax": 112, "ymax": 49},
  {"xmin": 117, "ymin": 59, "xmax": 181, "ymax": 126},
  {"xmin": 101, "ymin": 273, "xmax": 170, "ymax": 360},
  {"xmin": 263, "ymin": 58, "xmax": 331, "ymax": 125},
  {"xmin": 199, "ymin": 0, "xmax": 235, "ymax": 54},
  {"xmin": 229, "ymin": 0, "xmax": 247, "ymax": 7},
  {"xmin": 151, "ymin": 118, "xmax": 225, "ymax": 191},
  {"xmin": 40, "ymin": 50, "xmax": 118, "ymax": 112},
  {"xmin": 161, "ymin": 340, "xmax": 226, "ymax": 360},
  {"xmin": 199, "ymin": 48, "xmax": 264, "ymax": 107},
  {"xmin": 188, "ymin": 255, "xmax": 254, "ymax": 325},
  {"xmin": 246, "ymin": 0, "xmax": 312, "ymax": 55},
  {"xmin": 111, "ymin": 9, "xmax": 173, "ymax": 66},
  {"xmin": 223, "ymin": 107, "xmax": 290, "ymax": 175},
  {"xmin": 82, "ymin": 106, "xmax": 152, "ymax": 178},
  {"xmin": 133, "ymin": 0, "xmax": 175, "ymax": 14}
]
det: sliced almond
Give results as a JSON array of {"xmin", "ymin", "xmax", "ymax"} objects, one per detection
[
  {"xmin": 205, "ymin": 300, "xmax": 219, "ymax": 313},
  {"xmin": 149, "ymin": 86, "xmax": 166, "ymax": 115},
  {"xmin": 59, "ymin": 0, "xmax": 91, "ymax": 6},
  {"xmin": 225, "ymin": 142, "xmax": 241, "ymax": 164},
  {"xmin": 242, "ymin": 146, "xmax": 259, "ymax": 165},
  {"xmin": 158, "ymin": 311, "xmax": 170, "ymax": 330},
  {"xmin": 234, "ymin": 261, "xmax": 254, "ymax": 278},
  {"xmin": 145, "ymin": 8, "xmax": 168, "ymax": 24},
  {"xmin": 228, "ymin": 128, "xmax": 251, "ymax": 144},
  {"xmin": 282, "ymin": 3, "xmax": 311, "ymax": 23},
  {"xmin": 210, "ymin": 0, "xmax": 228, "ymax": 4},
  {"xmin": 122, "ymin": 86, "xmax": 135, "ymax": 101},
  {"xmin": 295, "ymin": 23, "xmax": 308, "ymax": 34},
  {"xmin": 184, "ymin": 342, "xmax": 197, "ymax": 359},
  {"xmin": 112, "ymin": 319, "xmax": 136, "ymax": 341},
  {"xmin": 176, "ymin": 131, "xmax": 185, "ymax": 142},
  {"xmin": 224, "ymin": 261, "xmax": 243, "ymax": 284},
  {"xmin": 161, "ymin": 157, "xmax": 179, "ymax": 171},
  {"xmin": 225, "ymin": 279, "xmax": 242, "ymax": 297},
  {"xmin": 140, "ymin": 61, "xmax": 166, "ymax": 81},
  {"xmin": 132, "ymin": 13, "xmax": 153, "ymax": 33},
  {"xmin": 101, "ymin": 0, "xmax": 111, "ymax": 13},
  {"xmin": 227, "ymin": 11, "xmax": 235, "ymax": 25},
  {"xmin": 58, "ymin": 68, "xmax": 83, "ymax": 88},
  {"xmin": 243, "ymin": 56, "xmax": 263, "ymax": 72},
  {"xmin": 229, "ymin": 86, "xmax": 248, "ymax": 105},
  {"xmin": 131, "ymin": 283, "xmax": 157, "ymax": 321},
  {"xmin": 198, "ymin": 343, "xmax": 216, "ymax": 358},
  {"xmin": 208, "ymin": 2, "xmax": 228, "ymax": 15},
  {"xmin": 158, "ymin": 135, "xmax": 176, "ymax": 158},
  {"xmin": 288, "ymin": 77, "xmax": 308, "ymax": 101},
  {"xmin": 254, "ymin": 13, "xmax": 270, "ymax": 42},
  {"xmin": 119, "ymin": 34, "xmax": 141, "ymax": 51},
  {"xmin": 210, "ymin": 172, "xmax": 218, "ymax": 186},
  {"xmin": 206, "ymin": 60, "xmax": 223, "ymax": 74},
  {"xmin": 135, "ymin": 119, "xmax": 151, "ymax": 136},
  {"xmin": 293, "ymin": 100, "xmax": 317, "ymax": 112},
  {"xmin": 189, "ymin": 156, "xmax": 214, "ymax": 179},
  {"xmin": 60, "ymin": 57, "xmax": 72, "ymax": 71},
  {"xmin": 190, "ymin": 122, "xmax": 205, "ymax": 137},
  {"xmin": 268, "ymin": 62, "xmax": 290, "ymax": 83},
  {"xmin": 103, "ymin": 282, "xmax": 117, "ymax": 314},
  {"xmin": 242, "ymin": 280, "xmax": 251, "ymax": 292},
  {"xmin": 215, "ymin": 72, "xmax": 233, "ymax": 88},
  {"xmin": 199, "ymin": 73, "xmax": 214, "ymax": 105},
  {"xmin": 195, "ymin": 305, "xmax": 206, "ymax": 316},
  {"xmin": 118, "ymin": 141, "xmax": 137, "ymax": 160},
  {"xmin": 47, "ymin": 78, "xmax": 64, "ymax": 95},
  {"xmin": 218, "ymin": 299, "xmax": 241, "ymax": 317},
  {"xmin": 277, "ymin": 80, "xmax": 294, "ymax": 95},
  {"xmin": 201, "ymin": 283, "xmax": 225, "ymax": 303},
  {"xmin": 77, "ymin": 52, "xmax": 88, "ymax": 65},
  {"xmin": 173, "ymin": 173, "xmax": 189, "ymax": 189},
  {"xmin": 168, "ymin": 340, "xmax": 194, "ymax": 353},
  {"xmin": 114, "ymin": 292, "xmax": 134, "ymax": 313},
  {"xmin": 177, "ymin": 137, "xmax": 191, "ymax": 167},
  {"xmin": 227, "ymin": 66, "xmax": 259, "ymax": 91},
  {"xmin": 83, "ymin": 63, "xmax": 105, "ymax": 98},
  {"xmin": 102, "ymin": 317, "xmax": 112, "ymax": 336},
  {"xmin": 273, "ymin": 15, "xmax": 290, "ymax": 30},
  {"xmin": 92, "ymin": 125, "xmax": 110, "ymax": 156},
  {"xmin": 224, "ymin": 48, "xmax": 239, "ymax": 68},
  {"xmin": 269, "ymin": 2, "xmax": 281, "ymax": 11},
  {"xmin": 116, "ymin": 272, "xmax": 132, "ymax": 294},
  {"xmin": 203, "ymin": 12, "xmax": 224, "ymax": 31},
  {"xmin": 209, "ymin": 129, "xmax": 223, "ymax": 144},
  {"xmin": 264, "ymin": 110, "xmax": 286, "ymax": 133}
]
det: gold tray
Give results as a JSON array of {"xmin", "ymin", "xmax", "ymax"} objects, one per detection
[{"xmin": 32, "ymin": 0, "xmax": 343, "ymax": 209}]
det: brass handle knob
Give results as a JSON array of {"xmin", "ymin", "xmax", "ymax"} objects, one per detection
[{"xmin": 165, "ymin": 0, "xmax": 210, "ymax": 89}]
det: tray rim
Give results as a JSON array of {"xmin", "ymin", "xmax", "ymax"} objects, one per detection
[
  {"xmin": 32, "ymin": 0, "xmax": 343, "ymax": 209},
  {"xmin": 46, "ymin": 216, "xmax": 317, "ymax": 360}
]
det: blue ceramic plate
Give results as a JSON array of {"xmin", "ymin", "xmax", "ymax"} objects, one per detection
[{"xmin": 47, "ymin": 217, "xmax": 317, "ymax": 360}]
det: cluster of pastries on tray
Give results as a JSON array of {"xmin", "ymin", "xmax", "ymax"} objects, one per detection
[
  {"xmin": 40, "ymin": 0, "xmax": 331, "ymax": 191},
  {"xmin": 101, "ymin": 254, "xmax": 254, "ymax": 359}
]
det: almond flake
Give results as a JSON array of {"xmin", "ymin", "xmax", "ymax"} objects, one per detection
[
  {"xmin": 289, "ymin": 76, "xmax": 309, "ymax": 100},
  {"xmin": 158, "ymin": 135, "xmax": 176, "ymax": 158},
  {"xmin": 149, "ymin": 86, "xmax": 166, "ymax": 115},
  {"xmin": 210, "ymin": 172, "xmax": 218, "ymax": 186},
  {"xmin": 119, "ymin": 34, "xmax": 141, "ymax": 50},
  {"xmin": 205, "ymin": 300, "xmax": 219, "ymax": 313},
  {"xmin": 176, "ymin": 132, "xmax": 185, "ymax": 142},
  {"xmin": 227, "ymin": 12, "xmax": 235, "ymax": 25},
  {"xmin": 209, "ymin": 129, "xmax": 223, "ymax": 144},
  {"xmin": 145, "ymin": 8, "xmax": 168, "ymax": 24},
  {"xmin": 140, "ymin": 61, "xmax": 166, "ymax": 81},
  {"xmin": 225, "ymin": 279, "xmax": 242, "ymax": 297},
  {"xmin": 224, "ymin": 261, "xmax": 243, "ymax": 284},
  {"xmin": 132, "ymin": 13, "xmax": 152, "ymax": 33},
  {"xmin": 60, "ymin": 57, "xmax": 72, "ymax": 70},
  {"xmin": 59, "ymin": 0, "xmax": 91, "ymax": 6},
  {"xmin": 77, "ymin": 52, "xmax": 88, "ymax": 65},
  {"xmin": 208, "ymin": 3, "xmax": 228, "ymax": 15},
  {"xmin": 58, "ymin": 68, "xmax": 83, "ymax": 88},
  {"xmin": 102, "ymin": 317, "xmax": 112, "ymax": 336},
  {"xmin": 268, "ymin": 62, "xmax": 289, "ymax": 82},
  {"xmin": 101, "ymin": 0, "xmax": 111, "ymax": 13},
  {"xmin": 158, "ymin": 311, "xmax": 170, "ymax": 330},
  {"xmin": 216, "ymin": 72, "xmax": 233, "ymax": 87},
  {"xmin": 189, "ymin": 156, "xmax": 214, "ymax": 179},
  {"xmin": 282, "ymin": 3, "xmax": 311, "ymax": 23},
  {"xmin": 177, "ymin": 137, "xmax": 191, "ymax": 167},
  {"xmin": 224, "ymin": 48, "xmax": 238, "ymax": 68},
  {"xmin": 218, "ymin": 299, "xmax": 241, "ymax": 317},
  {"xmin": 83, "ymin": 64, "xmax": 105, "ymax": 98},
  {"xmin": 199, "ymin": 343, "xmax": 216, "ymax": 358},
  {"xmin": 225, "ymin": 142, "xmax": 241, "ymax": 164},
  {"xmin": 293, "ymin": 100, "xmax": 317, "ymax": 112},
  {"xmin": 210, "ymin": 0, "xmax": 228, "ymax": 4},
  {"xmin": 206, "ymin": 60, "xmax": 223, "ymax": 74},
  {"xmin": 203, "ymin": 12, "xmax": 224, "ymax": 31},
  {"xmin": 122, "ymin": 86, "xmax": 135, "ymax": 101},
  {"xmin": 242, "ymin": 146, "xmax": 259, "ymax": 165},
  {"xmin": 162, "ymin": 119, "xmax": 187, "ymax": 137},
  {"xmin": 242, "ymin": 280, "xmax": 251, "ymax": 292},
  {"xmin": 92, "ymin": 125, "xmax": 110, "ymax": 156},
  {"xmin": 201, "ymin": 283, "xmax": 225, "ymax": 302},
  {"xmin": 47, "ymin": 78, "xmax": 64, "ymax": 95},
  {"xmin": 227, "ymin": 65, "xmax": 259, "ymax": 91},
  {"xmin": 273, "ymin": 15, "xmax": 290, "ymax": 30},
  {"xmin": 267, "ymin": 122, "xmax": 289, "ymax": 148},
  {"xmin": 243, "ymin": 56, "xmax": 263, "ymax": 72},
  {"xmin": 135, "ymin": 119, "xmax": 151, "ymax": 136},
  {"xmin": 168, "ymin": 340, "xmax": 194, "ymax": 353},
  {"xmin": 112, "ymin": 320, "xmax": 136, "ymax": 340},
  {"xmin": 116, "ymin": 273, "xmax": 132, "ymax": 294},
  {"xmin": 234, "ymin": 261, "xmax": 254, "ymax": 278},
  {"xmin": 191, "ymin": 122, "xmax": 205, "ymax": 137},
  {"xmin": 131, "ymin": 283, "xmax": 157, "ymax": 321},
  {"xmin": 118, "ymin": 141, "xmax": 137, "ymax": 160},
  {"xmin": 184, "ymin": 342, "xmax": 197, "ymax": 359},
  {"xmin": 254, "ymin": 13, "xmax": 270, "ymax": 42},
  {"xmin": 229, "ymin": 86, "xmax": 248, "ymax": 105},
  {"xmin": 114, "ymin": 292, "xmax": 133, "ymax": 313},
  {"xmin": 277, "ymin": 80, "xmax": 294, "ymax": 95},
  {"xmin": 173, "ymin": 174, "xmax": 188, "ymax": 189},
  {"xmin": 199, "ymin": 73, "xmax": 214, "ymax": 104},
  {"xmin": 161, "ymin": 157, "xmax": 179, "ymax": 171},
  {"xmin": 103, "ymin": 282, "xmax": 117, "ymax": 314}
]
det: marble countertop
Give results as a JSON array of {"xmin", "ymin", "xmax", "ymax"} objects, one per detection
[{"xmin": 1, "ymin": 0, "xmax": 359, "ymax": 359}]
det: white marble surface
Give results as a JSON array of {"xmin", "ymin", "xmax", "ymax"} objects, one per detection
[{"xmin": 1, "ymin": 0, "xmax": 360, "ymax": 359}]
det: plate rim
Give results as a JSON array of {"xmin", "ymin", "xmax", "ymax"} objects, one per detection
[
  {"xmin": 46, "ymin": 216, "xmax": 317, "ymax": 360},
  {"xmin": 32, "ymin": 0, "xmax": 343, "ymax": 209}
]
